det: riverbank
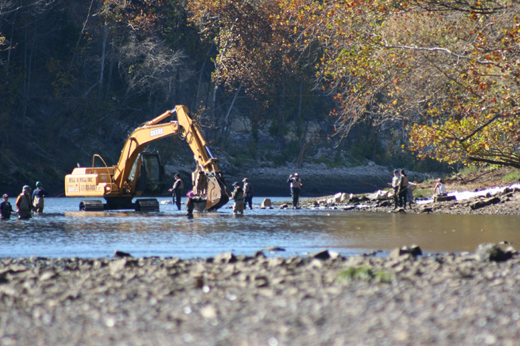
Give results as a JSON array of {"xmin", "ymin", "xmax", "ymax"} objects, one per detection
[
  {"xmin": 289, "ymin": 167, "xmax": 520, "ymax": 215},
  {"xmin": 1, "ymin": 246, "xmax": 519, "ymax": 345},
  {"xmin": 166, "ymin": 162, "xmax": 433, "ymax": 197}
]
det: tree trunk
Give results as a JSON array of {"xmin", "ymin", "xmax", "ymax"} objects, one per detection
[
  {"xmin": 98, "ymin": 21, "xmax": 108, "ymax": 103},
  {"xmin": 193, "ymin": 60, "xmax": 206, "ymax": 111}
]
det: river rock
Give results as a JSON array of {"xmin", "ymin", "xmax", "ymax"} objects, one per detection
[
  {"xmin": 390, "ymin": 245, "xmax": 422, "ymax": 259},
  {"xmin": 475, "ymin": 243, "xmax": 511, "ymax": 262},
  {"xmin": 213, "ymin": 252, "xmax": 237, "ymax": 264},
  {"xmin": 114, "ymin": 250, "xmax": 132, "ymax": 258},
  {"xmin": 261, "ymin": 199, "xmax": 272, "ymax": 208},
  {"xmin": 470, "ymin": 197, "xmax": 500, "ymax": 210},
  {"xmin": 433, "ymin": 195, "xmax": 456, "ymax": 202},
  {"xmin": 311, "ymin": 250, "xmax": 340, "ymax": 260},
  {"xmin": 263, "ymin": 246, "xmax": 285, "ymax": 252}
]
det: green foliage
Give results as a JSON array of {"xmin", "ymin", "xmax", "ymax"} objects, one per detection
[
  {"xmin": 457, "ymin": 165, "xmax": 479, "ymax": 176},
  {"xmin": 501, "ymin": 170, "xmax": 520, "ymax": 183},
  {"xmin": 413, "ymin": 188, "xmax": 434, "ymax": 200},
  {"xmin": 337, "ymin": 266, "xmax": 392, "ymax": 283},
  {"xmin": 268, "ymin": 121, "xmax": 288, "ymax": 137}
]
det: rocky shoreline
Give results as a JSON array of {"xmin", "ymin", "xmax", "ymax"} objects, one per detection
[
  {"xmin": 1, "ymin": 245, "xmax": 519, "ymax": 345},
  {"xmin": 288, "ymin": 183, "xmax": 520, "ymax": 216}
]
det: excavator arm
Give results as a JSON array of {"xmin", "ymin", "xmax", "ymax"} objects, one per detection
[{"xmin": 112, "ymin": 110, "xmax": 180, "ymax": 188}]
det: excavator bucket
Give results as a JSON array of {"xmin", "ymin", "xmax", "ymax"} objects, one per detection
[{"xmin": 206, "ymin": 175, "xmax": 229, "ymax": 210}]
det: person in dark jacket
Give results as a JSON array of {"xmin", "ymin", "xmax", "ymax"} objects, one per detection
[
  {"xmin": 168, "ymin": 174, "xmax": 184, "ymax": 210},
  {"xmin": 398, "ymin": 169, "xmax": 409, "ymax": 209},
  {"xmin": 0, "ymin": 194, "xmax": 13, "ymax": 220},
  {"xmin": 32, "ymin": 181, "xmax": 49, "ymax": 213},
  {"xmin": 287, "ymin": 173, "xmax": 303, "ymax": 208},
  {"xmin": 242, "ymin": 178, "xmax": 253, "ymax": 210},
  {"xmin": 231, "ymin": 182, "xmax": 244, "ymax": 215}
]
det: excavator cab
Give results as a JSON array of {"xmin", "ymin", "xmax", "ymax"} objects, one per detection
[{"xmin": 132, "ymin": 152, "xmax": 166, "ymax": 196}]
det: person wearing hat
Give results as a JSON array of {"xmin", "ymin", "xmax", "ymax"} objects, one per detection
[
  {"xmin": 287, "ymin": 173, "xmax": 303, "ymax": 208},
  {"xmin": 387, "ymin": 169, "xmax": 401, "ymax": 209},
  {"xmin": 231, "ymin": 182, "xmax": 244, "ymax": 215},
  {"xmin": 16, "ymin": 185, "xmax": 33, "ymax": 219},
  {"xmin": 32, "ymin": 181, "xmax": 49, "ymax": 213},
  {"xmin": 168, "ymin": 173, "xmax": 184, "ymax": 211},
  {"xmin": 0, "ymin": 194, "xmax": 13, "ymax": 220},
  {"xmin": 242, "ymin": 178, "xmax": 253, "ymax": 210}
]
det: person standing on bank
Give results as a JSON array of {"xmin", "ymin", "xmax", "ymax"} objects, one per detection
[
  {"xmin": 287, "ymin": 173, "xmax": 303, "ymax": 208},
  {"xmin": 1, "ymin": 194, "xmax": 13, "ymax": 220},
  {"xmin": 32, "ymin": 181, "xmax": 49, "ymax": 213},
  {"xmin": 387, "ymin": 170, "xmax": 401, "ymax": 209},
  {"xmin": 168, "ymin": 174, "xmax": 184, "ymax": 211},
  {"xmin": 242, "ymin": 178, "xmax": 253, "ymax": 210},
  {"xmin": 398, "ymin": 169, "xmax": 409, "ymax": 209},
  {"xmin": 16, "ymin": 185, "xmax": 33, "ymax": 219},
  {"xmin": 231, "ymin": 182, "xmax": 244, "ymax": 215}
]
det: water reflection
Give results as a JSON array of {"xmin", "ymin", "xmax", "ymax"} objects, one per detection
[{"xmin": 0, "ymin": 198, "xmax": 519, "ymax": 258}]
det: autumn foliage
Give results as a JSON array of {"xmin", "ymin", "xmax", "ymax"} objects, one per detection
[{"xmin": 187, "ymin": 0, "xmax": 520, "ymax": 168}]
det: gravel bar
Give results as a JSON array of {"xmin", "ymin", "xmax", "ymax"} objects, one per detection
[{"xmin": 1, "ymin": 247, "xmax": 519, "ymax": 345}]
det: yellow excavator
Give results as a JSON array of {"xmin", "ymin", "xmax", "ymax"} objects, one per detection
[{"xmin": 65, "ymin": 105, "xmax": 229, "ymax": 211}]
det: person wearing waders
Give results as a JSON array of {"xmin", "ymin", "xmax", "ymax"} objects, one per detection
[
  {"xmin": 231, "ymin": 182, "xmax": 244, "ymax": 215},
  {"xmin": 407, "ymin": 181, "xmax": 416, "ymax": 209},
  {"xmin": 32, "ymin": 181, "xmax": 49, "ymax": 213},
  {"xmin": 398, "ymin": 169, "xmax": 409, "ymax": 209},
  {"xmin": 387, "ymin": 170, "xmax": 400, "ymax": 209},
  {"xmin": 242, "ymin": 178, "xmax": 253, "ymax": 210},
  {"xmin": 287, "ymin": 173, "xmax": 303, "ymax": 208},
  {"xmin": 168, "ymin": 174, "xmax": 184, "ymax": 211},
  {"xmin": 0, "ymin": 194, "xmax": 13, "ymax": 220},
  {"xmin": 16, "ymin": 185, "xmax": 33, "ymax": 219}
]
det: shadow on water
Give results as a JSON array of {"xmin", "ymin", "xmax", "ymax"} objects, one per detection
[{"xmin": 0, "ymin": 197, "xmax": 519, "ymax": 258}]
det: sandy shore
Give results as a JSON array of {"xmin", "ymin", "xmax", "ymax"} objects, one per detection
[{"xmin": 1, "ymin": 246, "xmax": 519, "ymax": 345}]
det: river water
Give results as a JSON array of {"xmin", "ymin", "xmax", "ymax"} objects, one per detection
[{"xmin": 0, "ymin": 197, "xmax": 519, "ymax": 258}]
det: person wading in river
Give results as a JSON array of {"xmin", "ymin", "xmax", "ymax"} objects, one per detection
[
  {"xmin": 231, "ymin": 182, "xmax": 244, "ymax": 215},
  {"xmin": 287, "ymin": 173, "xmax": 303, "ymax": 208},
  {"xmin": 32, "ymin": 181, "xmax": 49, "ymax": 213},
  {"xmin": 16, "ymin": 185, "xmax": 33, "ymax": 219},
  {"xmin": 0, "ymin": 194, "xmax": 13, "ymax": 220},
  {"xmin": 388, "ymin": 170, "xmax": 401, "ymax": 209},
  {"xmin": 168, "ymin": 174, "xmax": 184, "ymax": 211},
  {"xmin": 398, "ymin": 169, "xmax": 409, "ymax": 209},
  {"xmin": 242, "ymin": 178, "xmax": 253, "ymax": 210}
]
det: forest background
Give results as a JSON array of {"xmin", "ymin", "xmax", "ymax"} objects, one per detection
[{"xmin": 0, "ymin": 0, "xmax": 519, "ymax": 195}]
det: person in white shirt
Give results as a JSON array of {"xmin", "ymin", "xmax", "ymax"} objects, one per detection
[{"xmin": 434, "ymin": 178, "xmax": 447, "ymax": 196}]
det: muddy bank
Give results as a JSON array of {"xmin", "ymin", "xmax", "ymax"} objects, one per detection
[{"xmin": 1, "ymin": 246, "xmax": 519, "ymax": 345}]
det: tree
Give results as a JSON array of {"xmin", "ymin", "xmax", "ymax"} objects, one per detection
[{"xmin": 282, "ymin": 0, "xmax": 520, "ymax": 168}]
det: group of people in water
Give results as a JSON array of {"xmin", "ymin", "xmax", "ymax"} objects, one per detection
[
  {"xmin": 169, "ymin": 172, "xmax": 302, "ymax": 215},
  {"xmin": 2, "ymin": 170, "xmax": 448, "ymax": 218},
  {"xmin": 1, "ymin": 181, "xmax": 49, "ymax": 220}
]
